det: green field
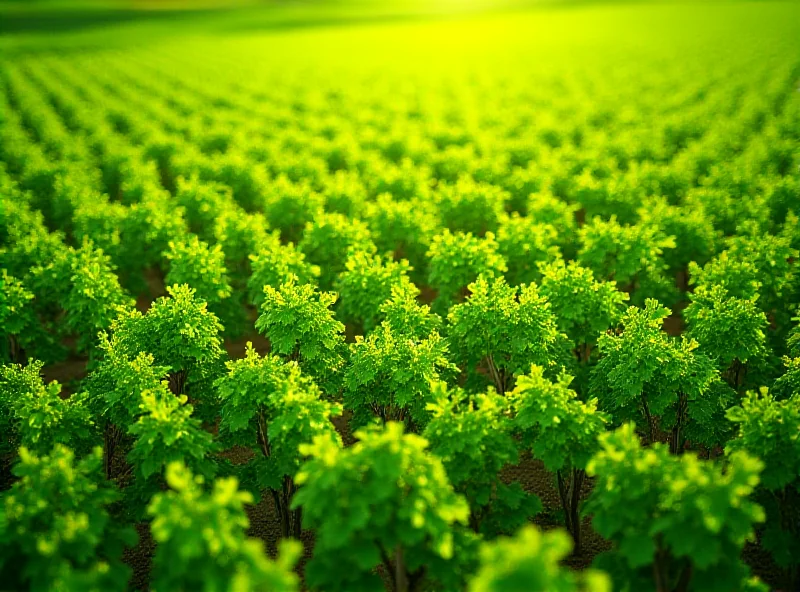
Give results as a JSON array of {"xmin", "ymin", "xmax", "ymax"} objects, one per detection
[{"xmin": 2, "ymin": 1, "xmax": 800, "ymax": 590}]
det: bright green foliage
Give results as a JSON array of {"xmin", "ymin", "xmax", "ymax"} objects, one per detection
[
  {"xmin": 538, "ymin": 259, "xmax": 628, "ymax": 363},
  {"xmin": 726, "ymin": 389, "xmax": 800, "ymax": 579},
  {"xmin": 260, "ymin": 176, "xmax": 325, "ymax": 242},
  {"xmin": 592, "ymin": 300, "xmax": 726, "ymax": 452},
  {"xmin": 577, "ymin": 216, "xmax": 675, "ymax": 303},
  {"xmin": 684, "ymin": 284, "xmax": 768, "ymax": 387},
  {"xmin": 688, "ymin": 252, "xmax": 762, "ymax": 302},
  {"xmin": 427, "ymin": 229, "xmax": 507, "ymax": 310},
  {"xmin": 127, "ymin": 385, "xmax": 217, "ymax": 484},
  {"xmin": 0, "ymin": 270, "xmax": 36, "ymax": 363},
  {"xmin": 468, "ymin": 525, "xmax": 610, "ymax": 592},
  {"xmin": 247, "ymin": 234, "xmax": 320, "ymax": 307},
  {"xmin": 293, "ymin": 422, "xmax": 470, "ymax": 592},
  {"xmin": 148, "ymin": 462, "xmax": 300, "ymax": 592},
  {"xmin": 526, "ymin": 192, "xmax": 579, "ymax": 252},
  {"xmin": 433, "ymin": 177, "xmax": 508, "ymax": 235},
  {"xmin": 0, "ymin": 446, "xmax": 137, "ymax": 592},
  {"xmin": 211, "ymin": 208, "xmax": 271, "ymax": 281},
  {"xmin": 31, "ymin": 240, "xmax": 133, "ymax": 355},
  {"xmin": 363, "ymin": 194, "xmax": 440, "ymax": 283},
  {"xmin": 87, "ymin": 333, "xmax": 169, "ymax": 428},
  {"xmin": 164, "ymin": 234, "xmax": 233, "ymax": 311},
  {"xmin": 298, "ymin": 212, "xmax": 376, "ymax": 289},
  {"xmin": 335, "ymin": 249, "xmax": 416, "ymax": 332},
  {"xmin": 447, "ymin": 276, "xmax": 562, "ymax": 394},
  {"xmin": 586, "ymin": 424, "xmax": 765, "ymax": 592},
  {"xmin": 108, "ymin": 284, "xmax": 224, "ymax": 395},
  {"xmin": 495, "ymin": 214, "xmax": 561, "ymax": 286},
  {"xmin": 510, "ymin": 366, "xmax": 608, "ymax": 552},
  {"xmin": 0, "ymin": 360, "xmax": 93, "ymax": 457},
  {"xmin": 424, "ymin": 382, "xmax": 541, "ymax": 537},
  {"xmin": 255, "ymin": 278, "xmax": 345, "ymax": 389},
  {"xmin": 215, "ymin": 343, "xmax": 342, "ymax": 537},
  {"xmin": 723, "ymin": 230, "xmax": 798, "ymax": 316},
  {"xmin": 345, "ymin": 322, "xmax": 455, "ymax": 430},
  {"xmin": 378, "ymin": 285, "xmax": 443, "ymax": 341},
  {"xmin": 637, "ymin": 197, "xmax": 718, "ymax": 274}
]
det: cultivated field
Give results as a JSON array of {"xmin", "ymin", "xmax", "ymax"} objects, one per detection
[{"xmin": 1, "ymin": 1, "xmax": 799, "ymax": 590}]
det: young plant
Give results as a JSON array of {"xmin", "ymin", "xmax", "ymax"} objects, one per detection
[
  {"xmin": 0, "ymin": 270, "xmax": 36, "ymax": 364},
  {"xmin": 586, "ymin": 424, "xmax": 765, "ymax": 592},
  {"xmin": 424, "ymin": 382, "xmax": 541, "ymax": 537},
  {"xmin": 0, "ymin": 445, "xmax": 137, "ymax": 592},
  {"xmin": 511, "ymin": 366, "xmax": 609, "ymax": 553},
  {"xmin": 447, "ymin": 275, "xmax": 563, "ymax": 394},
  {"xmin": 468, "ymin": 525, "xmax": 610, "ymax": 592},
  {"xmin": 538, "ymin": 259, "xmax": 628, "ymax": 382},
  {"xmin": 591, "ymin": 300, "xmax": 725, "ymax": 454},
  {"xmin": 726, "ymin": 389, "xmax": 800, "ymax": 589},
  {"xmin": 108, "ymin": 284, "xmax": 224, "ymax": 396},
  {"xmin": 255, "ymin": 278, "xmax": 346, "ymax": 390},
  {"xmin": 0, "ymin": 360, "xmax": 93, "ymax": 458},
  {"xmin": 335, "ymin": 249, "xmax": 416, "ymax": 332},
  {"xmin": 298, "ymin": 212, "xmax": 376, "ymax": 289},
  {"xmin": 247, "ymin": 233, "xmax": 320, "ymax": 307},
  {"xmin": 427, "ymin": 230, "xmax": 507, "ymax": 311},
  {"xmin": 433, "ymin": 177, "xmax": 508, "ymax": 235},
  {"xmin": 495, "ymin": 214, "xmax": 561, "ymax": 286},
  {"xmin": 292, "ymin": 422, "xmax": 469, "ymax": 592},
  {"xmin": 683, "ymin": 284, "xmax": 769, "ymax": 390},
  {"xmin": 345, "ymin": 321, "xmax": 455, "ymax": 430},
  {"xmin": 215, "ymin": 343, "xmax": 343, "ymax": 537},
  {"xmin": 577, "ymin": 216, "xmax": 676, "ymax": 304},
  {"xmin": 164, "ymin": 234, "xmax": 235, "ymax": 326},
  {"xmin": 148, "ymin": 462, "xmax": 301, "ymax": 592}
]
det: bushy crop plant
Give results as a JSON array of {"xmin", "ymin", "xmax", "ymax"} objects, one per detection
[
  {"xmin": 586, "ymin": 424, "xmax": 766, "ymax": 592},
  {"xmin": 292, "ymin": 422, "xmax": 472, "ymax": 592},
  {"xmin": 215, "ymin": 343, "xmax": 342, "ymax": 538},
  {"xmin": 591, "ymin": 300, "xmax": 729, "ymax": 454},
  {"xmin": 726, "ymin": 388, "xmax": 800, "ymax": 590},
  {"xmin": 510, "ymin": 366, "xmax": 608, "ymax": 553},
  {"xmin": 424, "ymin": 381, "xmax": 541, "ymax": 537},
  {"xmin": 447, "ymin": 275, "xmax": 564, "ymax": 394}
]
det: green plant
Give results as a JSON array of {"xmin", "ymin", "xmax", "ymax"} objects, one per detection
[
  {"xmin": 427, "ymin": 230, "xmax": 507, "ymax": 311},
  {"xmin": 684, "ymin": 284, "xmax": 768, "ymax": 390},
  {"xmin": 468, "ymin": 525, "xmax": 610, "ymax": 592},
  {"xmin": 0, "ymin": 445, "xmax": 137, "ymax": 592},
  {"xmin": 164, "ymin": 234, "xmax": 234, "ymax": 318},
  {"xmin": 511, "ymin": 366, "xmax": 608, "ymax": 553},
  {"xmin": 538, "ymin": 259, "xmax": 628, "ymax": 378},
  {"xmin": 215, "ymin": 343, "xmax": 342, "ymax": 537},
  {"xmin": 247, "ymin": 233, "xmax": 320, "ymax": 307},
  {"xmin": 148, "ymin": 462, "xmax": 301, "ymax": 592},
  {"xmin": 335, "ymin": 249, "xmax": 416, "ymax": 332},
  {"xmin": 586, "ymin": 424, "xmax": 765, "ymax": 592},
  {"xmin": 298, "ymin": 212, "xmax": 376, "ymax": 289},
  {"xmin": 345, "ymin": 321, "xmax": 455, "ymax": 430},
  {"xmin": 726, "ymin": 389, "xmax": 800, "ymax": 589},
  {"xmin": 0, "ymin": 360, "xmax": 93, "ymax": 457},
  {"xmin": 107, "ymin": 284, "xmax": 224, "ymax": 396},
  {"xmin": 292, "ymin": 422, "xmax": 469, "ymax": 592},
  {"xmin": 591, "ymin": 300, "xmax": 727, "ymax": 453},
  {"xmin": 0, "ymin": 269, "xmax": 36, "ymax": 364},
  {"xmin": 255, "ymin": 278, "xmax": 346, "ymax": 390},
  {"xmin": 424, "ymin": 381, "xmax": 541, "ymax": 537},
  {"xmin": 447, "ymin": 275, "xmax": 563, "ymax": 394}
]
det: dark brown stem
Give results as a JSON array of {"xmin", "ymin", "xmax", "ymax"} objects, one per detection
[
  {"xmin": 674, "ymin": 563, "xmax": 693, "ymax": 592},
  {"xmin": 167, "ymin": 369, "xmax": 188, "ymax": 396},
  {"xmin": 8, "ymin": 334, "xmax": 26, "ymax": 365},
  {"xmin": 395, "ymin": 545, "xmax": 408, "ymax": 592},
  {"xmin": 486, "ymin": 354, "xmax": 504, "ymax": 395},
  {"xmin": 641, "ymin": 396, "xmax": 656, "ymax": 446}
]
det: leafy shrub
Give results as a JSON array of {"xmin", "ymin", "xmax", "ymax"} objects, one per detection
[
  {"xmin": 0, "ymin": 445, "xmax": 137, "ymax": 592},
  {"xmin": 148, "ymin": 462, "xmax": 300, "ymax": 592},
  {"xmin": 293, "ymin": 422, "xmax": 469, "ymax": 592}
]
